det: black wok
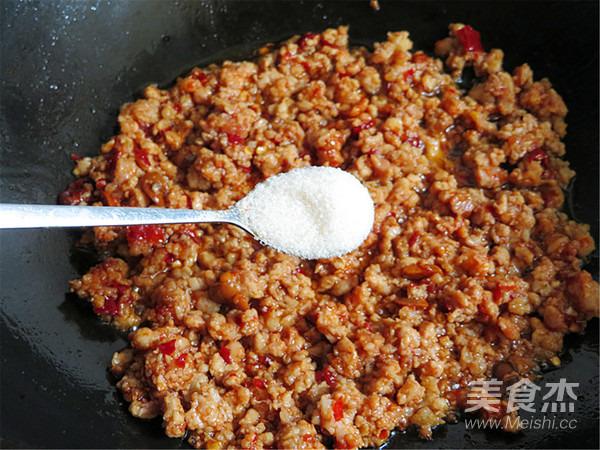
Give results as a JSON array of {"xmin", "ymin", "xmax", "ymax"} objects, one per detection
[{"xmin": 1, "ymin": 1, "xmax": 598, "ymax": 448}]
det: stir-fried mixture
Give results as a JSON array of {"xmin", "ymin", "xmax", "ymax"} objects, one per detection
[{"xmin": 61, "ymin": 25, "xmax": 598, "ymax": 449}]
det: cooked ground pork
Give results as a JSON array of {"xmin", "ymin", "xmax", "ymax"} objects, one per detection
[{"xmin": 62, "ymin": 25, "xmax": 599, "ymax": 449}]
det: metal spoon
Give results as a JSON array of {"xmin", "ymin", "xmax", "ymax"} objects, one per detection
[
  {"xmin": 0, "ymin": 167, "xmax": 374, "ymax": 259},
  {"xmin": 0, "ymin": 202, "xmax": 252, "ymax": 233}
]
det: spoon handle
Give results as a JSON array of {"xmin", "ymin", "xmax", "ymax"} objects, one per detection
[{"xmin": 0, "ymin": 203, "xmax": 246, "ymax": 230}]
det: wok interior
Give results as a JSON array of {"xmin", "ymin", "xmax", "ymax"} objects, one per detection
[{"xmin": 0, "ymin": 1, "xmax": 597, "ymax": 448}]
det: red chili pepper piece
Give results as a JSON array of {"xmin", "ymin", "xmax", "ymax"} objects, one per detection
[
  {"xmin": 456, "ymin": 25, "xmax": 484, "ymax": 53},
  {"xmin": 185, "ymin": 193, "xmax": 193, "ymax": 209},
  {"xmin": 175, "ymin": 353, "xmax": 187, "ymax": 368},
  {"xmin": 159, "ymin": 339, "xmax": 176, "ymax": 355},
  {"xmin": 253, "ymin": 378, "xmax": 266, "ymax": 389},
  {"xmin": 422, "ymin": 280, "xmax": 439, "ymax": 295},
  {"xmin": 299, "ymin": 141, "xmax": 315, "ymax": 160},
  {"xmin": 295, "ymin": 266, "xmax": 310, "ymax": 277},
  {"xmin": 351, "ymin": 118, "xmax": 376, "ymax": 139},
  {"xmin": 525, "ymin": 148, "xmax": 548, "ymax": 164},
  {"xmin": 302, "ymin": 433, "xmax": 315, "ymax": 444},
  {"xmin": 154, "ymin": 304, "xmax": 172, "ymax": 319},
  {"xmin": 406, "ymin": 136, "xmax": 424, "ymax": 149},
  {"xmin": 93, "ymin": 282, "xmax": 129, "ymax": 315},
  {"xmin": 321, "ymin": 37, "xmax": 340, "ymax": 49},
  {"xmin": 408, "ymin": 231, "xmax": 420, "ymax": 247},
  {"xmin": 493, "ymin": 284, "xmax": 516, "ymax": 302},
  {"xmin": 227, "ymin": 133, "xmax": 245, "ymax": 146},
  {"xmin": 126, "ymin": 225, "xmax": 166, "ymax": 247},
  {"xmin": 111, "ymin": 282, "xmax": 129, "ymax": 296},
  {"xmin": 299, "ymin": 31, "xmax": 318, "ymax": 49},
  {"xmin": 191, "ymin": 71, "xmax": 209, "ymax": 85},
  {"xmin": 160, "ymin": 250, "xmax": 174, "ymax": 266},
  {"xmin": 70, "ymin": 153, "xmax": 82, "ymax": 162},
  {"xmin": 315, "ymin": 367, "xmax": 337, "ymax": 390},
  {"xmin": 93, "ymin": 294, "xmax": 120, "ymax": 315},
  {"xmin": 58, "ymin": 178, "xmax": 90, "ymax": 206},
  {"xmin": 403, "ymin": 68, "xmax": 415, "ymax": 82},
  {"xmin": 105, "ymin": 150, "xmax": 120, "ymax": 174},
  {"xmin": 219, "ymin": 346, "xmax": 232, "ymax": 364},
  {"xmin": 138, "ymin": 122, "xmax": 153, "ymax": 137},
  {"xmin": 333, "ymin": 398, "xmax": 344, "ymax": 421},
  {"xmin": 181, "ymin": 227, "xmax": 200, "ymax": 244},
  {"xmin": 280, "ymin": 51, "xmax": 293, "ymax": 64},
  {"xmin": 133, "ymin": 147, "xmax": 151, "ymax": 169},
  {"xmin": 258, "ymin": 354, "xmax": 272, "ymax": 365}
]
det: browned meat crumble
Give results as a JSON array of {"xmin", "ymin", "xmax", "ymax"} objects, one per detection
[{"xmin": 61, "ymin": 25, "xmax": 599, "ymax": 449}]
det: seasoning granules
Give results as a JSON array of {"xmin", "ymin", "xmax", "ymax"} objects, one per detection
[{"xmin": 237, "ymin": 167, "xmax": 374, "ymax": 259}]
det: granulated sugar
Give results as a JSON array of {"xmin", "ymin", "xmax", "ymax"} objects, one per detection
[{"xmin": 236, "ymin": 167, "xmax": 374, "ymax": 259}]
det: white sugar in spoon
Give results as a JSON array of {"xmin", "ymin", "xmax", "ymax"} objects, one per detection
[{"xmin": 0, "ymin": 167, "xmax": 375, "ymax": 260}]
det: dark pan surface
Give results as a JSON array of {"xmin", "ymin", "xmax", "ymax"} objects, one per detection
[{"xmin": 1, "ymin": 1, "xmax": 598, "ymax": 448}]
